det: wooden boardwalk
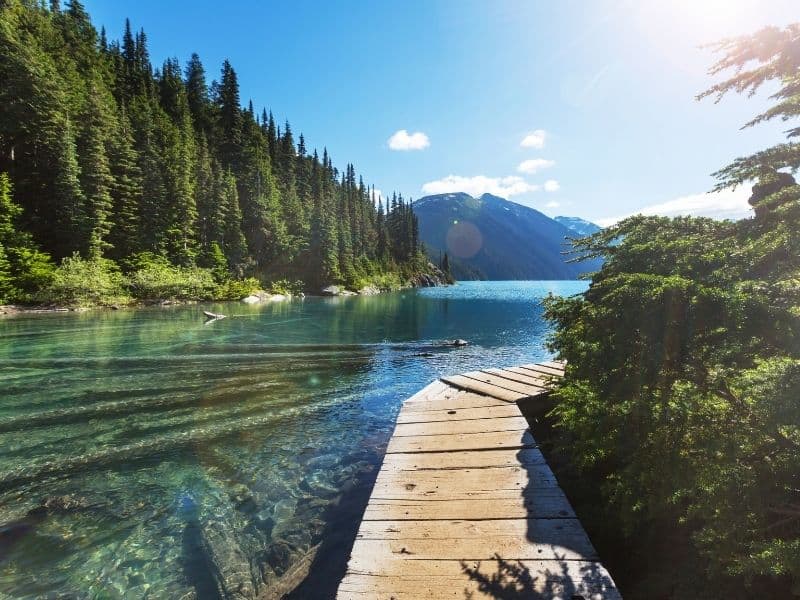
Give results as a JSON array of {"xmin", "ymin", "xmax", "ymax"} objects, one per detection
[{"xmin": 337, "ymin": 361, "xmax": 621, "ymax": 599}]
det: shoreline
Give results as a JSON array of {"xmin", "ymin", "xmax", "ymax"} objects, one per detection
[{"xmin": 0, "ymin": 282, "xmax": 451, "ymax": 317}]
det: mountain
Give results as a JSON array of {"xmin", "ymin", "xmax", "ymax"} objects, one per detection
[
  {"xmin": 554, "ymin": 216, "xmax": 602, "ymax": 236},
  {"xmin": 414, "ymin": 193, "xmax": 602, "ymax": 280}
]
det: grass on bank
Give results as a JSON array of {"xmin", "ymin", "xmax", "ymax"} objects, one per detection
[{"xmin": 4, "ymin": 251, "xmax": 439, "ymax": 308}]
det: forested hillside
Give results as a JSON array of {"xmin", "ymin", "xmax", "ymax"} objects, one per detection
[{"xmin": 0, "ymin": 0, "xmax": 431, "ymax": 305}]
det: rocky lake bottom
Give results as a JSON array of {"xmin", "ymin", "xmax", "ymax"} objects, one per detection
[{"xmin": 0, "ymin": 281, "xmax": 588, "ymax": 599}]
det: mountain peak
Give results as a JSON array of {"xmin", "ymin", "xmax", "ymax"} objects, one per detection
[
  {"xmin": 554, "ymin": 216, "xmax": 602, "ymax": 236},
  {"xmin": 414, "ymin": 193, "xmax": 602, "ymax": 280}
]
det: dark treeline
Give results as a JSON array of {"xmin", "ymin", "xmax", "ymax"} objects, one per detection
[{"xmin": 0, "ymin": 0, "xmax": 428, "ymax": 303}]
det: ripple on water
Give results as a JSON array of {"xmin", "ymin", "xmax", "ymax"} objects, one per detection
[{"xmin": 0, "ymin": 281, "xmax": 585, "ymax": 597}]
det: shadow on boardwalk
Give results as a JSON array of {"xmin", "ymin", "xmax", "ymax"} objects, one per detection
[
  {"xmin": 461, "ymin": 554, "xmax": 615, "ymax": 600},
  {"xmin": 457, "ymin": 414, "xmax": 617, "ymax": 600}
]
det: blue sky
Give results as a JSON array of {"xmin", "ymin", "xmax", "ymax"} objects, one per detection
[{"xmin": 85, "ymin": 0, "xmax": 799, "ymax": 225}]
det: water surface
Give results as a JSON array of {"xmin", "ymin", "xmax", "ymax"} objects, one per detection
[{"xmin": 0, "ymin": 280, "xmax": 586, "ymax": 598}]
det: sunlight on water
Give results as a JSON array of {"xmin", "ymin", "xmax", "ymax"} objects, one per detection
[{"xmin": 0, "ymin": 281, "xmax": 587, "ymax": 598}]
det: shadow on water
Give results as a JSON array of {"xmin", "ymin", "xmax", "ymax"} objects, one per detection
[
  {"xmin": 182, "ymin": 518, "xmax": 223, "ymax": 600},
  {"xmin": 286, "ymin": 462, "xmax": 380, "ymax": 599}
]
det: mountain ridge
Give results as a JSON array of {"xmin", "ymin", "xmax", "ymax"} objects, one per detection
[{"xmin": 414, "ymin": 193, "xmax": 601, "ymax": 281}]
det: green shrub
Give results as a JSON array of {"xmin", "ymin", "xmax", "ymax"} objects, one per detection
[
  {"xmin": 353, "ymin": 271, "xmax": 404, "ymax": 292},
  {"xmin": 214, "ymin": 277, "xmax": 262, "ymax": 300},
  {"xmin": 44, "ymin": 253, "xmax": 129, "ymax": 307},
  {"xmin": 266, "ymin": 278, "xmax": 304, "ymax": 295},
  {"xmin": 127, "ymin": 257, "xmax": 217, "ymax": 301}
]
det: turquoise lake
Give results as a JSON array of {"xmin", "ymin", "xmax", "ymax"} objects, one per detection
[{"xmin": 0, "ymin": 280, "xmax": 587, "ymax": 599}]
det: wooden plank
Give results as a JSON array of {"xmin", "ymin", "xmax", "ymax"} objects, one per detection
[
  {"xmin": 393, "ymin": 415, "xmax": 529, "ymax": 437},
  {"xmin": 440, "ymin": 374, "xmax": 527, "ymax": 402},
  {"xmin": 354, "ymin": 518, "xmax": 596, "ymax": 558},
  {"xmin": 540, "ymin": 359, "xmax": 566, "ymax": 372},
  {"xmin": 348, "ymin": 534, "xmax": 596, "ymax": 563},
  {"xmin": 361, "ymin": 492, "xmax": 576, "ymax": 521},
  {"xmin": 483, "ymin": 367, "xmax": 551, "ymax": 389},
  {"xmin": 500, "ymin": 365, "xmax": 553, "ymax": 385},
  {"xmin": 372, "ymin": 464, "xmax": 558, "ymax": 499},
  {"xmin": 400, "ymin": 391, "xmax": 509, "ymax": 412},
  {"xmin": 338, "ymin": 560, "xmax": 622, "ymax": 599},
  {"xmin": 386, "ymin": 429, "xmax": 535, "ymax": 454},
  {"xmin": 402, "ymin": 380, "xmax": 452, "ymax": 403},
  {"xmin": 379, "ymin": 448, "xmax": 546, "ymax": 471},
  {"xmin": 396, "ymin": 403, "xmax": 521, "ymax": 424},
  {"xmin": 519, "ymin": 363, "xmax": 565, "ymax": 377},
  {"xmin": 458, "ymin": 371, "xmax": 548, "ymax": 397}
]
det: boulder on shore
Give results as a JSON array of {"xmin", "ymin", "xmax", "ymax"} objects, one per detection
[
  {"xmin": 358, "ymin": 285, "xmax": 381, "ymax": 296},
  {"xmin": 320, "ymin": 285, "xmax": 356, "ymax": 296},
  {"xmin": 241, "ymin": 291, "xmax": 290, "ymax": 304}
]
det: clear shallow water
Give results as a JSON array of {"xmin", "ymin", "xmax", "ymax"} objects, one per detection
[{"xmin": 0, "ymin": 280, "xmax": 587, "ymax": 599}]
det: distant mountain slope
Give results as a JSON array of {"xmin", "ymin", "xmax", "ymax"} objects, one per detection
[
  {"xmin": 554, "ymin": 216, "xmax": 602, "ymax": 236},
  {"xmin": 414, "ymin": 193, "xmax": 601, "ymax": 280}
]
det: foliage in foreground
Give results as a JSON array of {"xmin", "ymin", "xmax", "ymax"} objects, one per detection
[{"xmin": 544, "ymin": 24, "xmax": 800, "ymax": 596}]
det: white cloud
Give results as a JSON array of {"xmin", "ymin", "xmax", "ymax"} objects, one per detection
[
  {"xmin": 520, "ymin": 129, "xmax": 547, "ymax": 149},
  {"xmin": 596, "ymin": 186, "xmax": 753, "ymax": 227},
  {"xmin": 388, "ymin": 129, "xmax": 430, "ymax": 151},
  {"xmin": 421, "ymin": 175, "xmax": 539, "ymax": 198},
  {"xmin": 545, "ymin": 200, "xmax": 561, "ymax": 208},
  {"xmin": 544, "ymin": 179, "xmax": 560, "ymax": 192},
  {"xmin": 371, "ymin": 188, "xmax": 384, "ymax": 203},
  {"xmin": 517, "ymin": 158, "xmax": 555, "ymax": 174}
]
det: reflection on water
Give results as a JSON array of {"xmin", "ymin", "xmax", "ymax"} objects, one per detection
[{"xmin": 0, "ymin": 281, "xmax": 586, "ymax": 598}]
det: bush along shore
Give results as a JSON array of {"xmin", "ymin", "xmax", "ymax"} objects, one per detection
[{"xmin": 0, "ymin": 250, "xmax": 448, "ymax": 314}]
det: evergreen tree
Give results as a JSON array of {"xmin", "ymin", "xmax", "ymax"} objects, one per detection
[
  {"xmin": 184, "ymin": 52, "xmax": 209, "ymax": 132},
  {"xmin": 77, "ymin": 86, "xmax": 114, "ymax": 256},
  {"xmin": 107, "ymin": 109, "xmax": 142, "ymax": 259},
  {"xmin": 217, "ymin": 59, "xmax": 242, "ymax": 169},
  {"xmin": 220, "ymin": 168, "xmax": 247, "ymax": 273}
]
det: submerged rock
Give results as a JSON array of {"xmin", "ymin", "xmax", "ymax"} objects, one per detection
[
  {"xmin": 199, "ymin": 519, "xmax": 257, "ymax": 599},
  {"xmin": 34, "ymin": 494, "xmax": 99, "ymax": 514}
]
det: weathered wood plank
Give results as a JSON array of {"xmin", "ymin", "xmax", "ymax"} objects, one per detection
[
  {"xmin": 386, "ymin": 429, "xmax": 535, "ymax": 454},
  {"xmin": 458, "ymin": 371, "xmax": 548, "ymax": 397},
  {"xmin": 338, "ymin": 559, "xmax": 622, "ymax": 600},
  {"xmin": 348, "ymin": 534, "xmax": 596, "ymax": 562},
  {"xmin": 396, "ymin": 403, "xmax": 521, "ymax": 423},
  {"xmin": 355, "ymin": 518, "xmax": 596, "ymax": 557},
  {"xmin": 372, "ymin": 464, "xmax": 559, "ymax": 499},
  {"xmin": 540, "ymin": 359, "xmax": 566, "ymax": 372},
  {"xmin": 362, "ymin": 492, "xmax": 575, "ymax": 521},
  {"xmin": 440, "ymin": 374, "xmax": 528, "ymax": 401},
  {"xmin": 519, "ymin": 363, "xmax": 565, "ymax": 377},
  {"xmin": 401, "ymin": 391, "xmax": 510, "ymax": 412},
  {"xmin": 483, "ymin": 367, "xmax": 551, "ymax": 389},
  {"xmin": 499, "ymin": 365, "xmax": 554, "ymax": 385},
  {"xmin": 392, "ymin": 415, "xmax": 529, "ymax": 437},
  {"xmin": 378, "ymin": 448, "xmax": 547, "ymax": 471}
]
